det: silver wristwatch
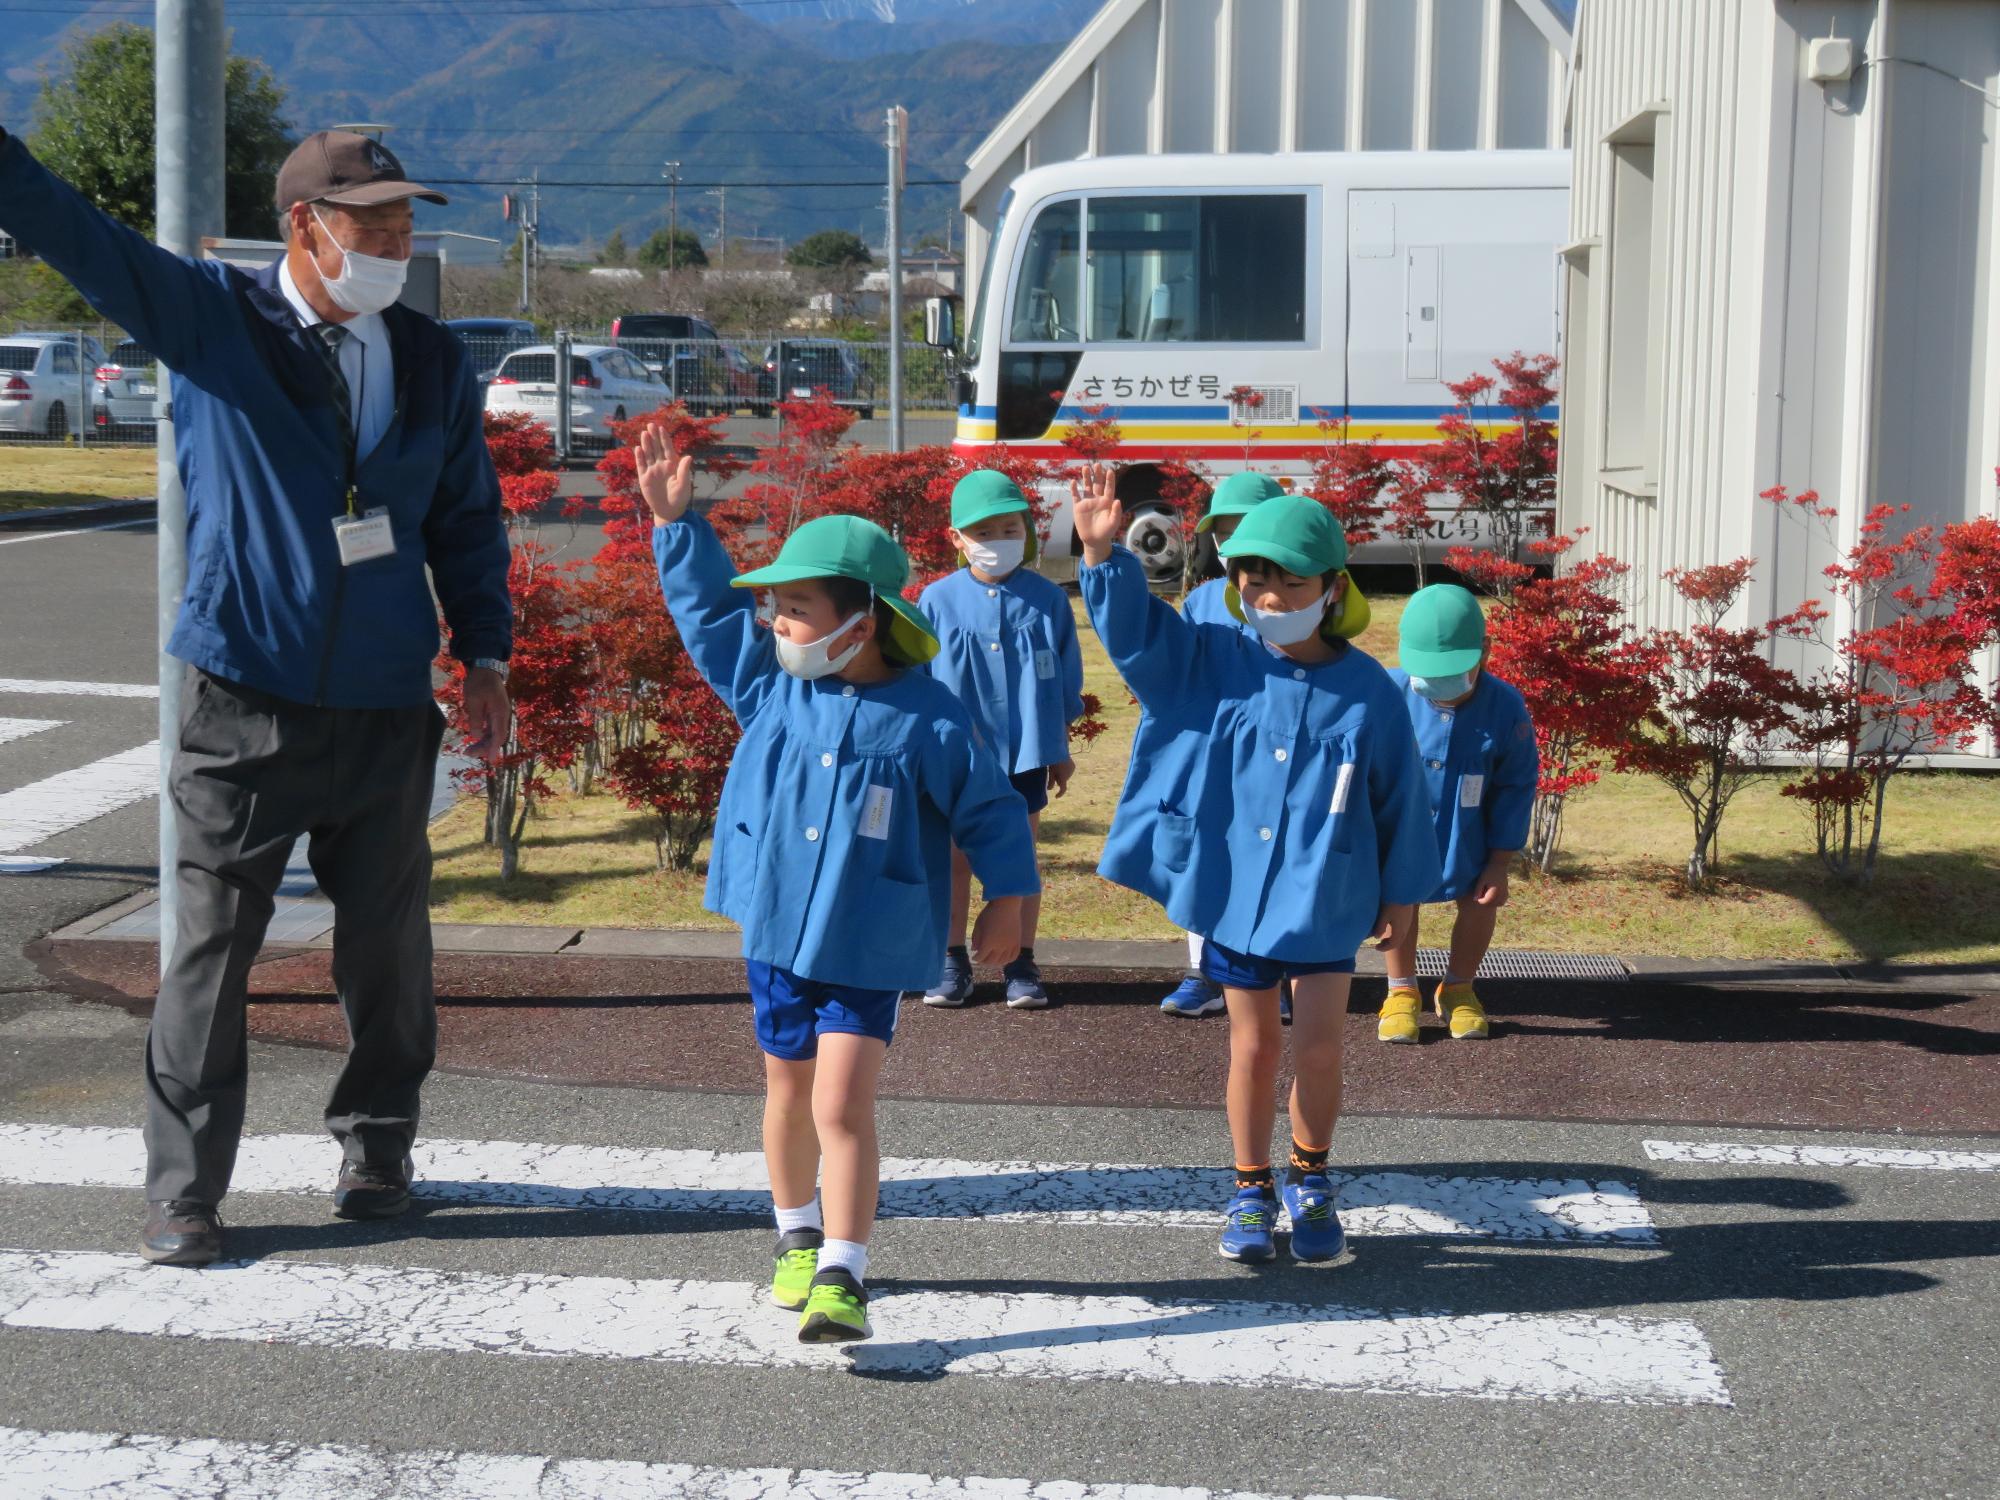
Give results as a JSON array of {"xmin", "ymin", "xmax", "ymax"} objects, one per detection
[{"xmin": 471, "ymin": 657, "xmax": 510, "ymax": 681}]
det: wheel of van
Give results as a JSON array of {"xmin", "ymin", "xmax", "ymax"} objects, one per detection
[
  {"xmin": 44, "ymin": 402, "xmax": 67, "ymax": 440},
  {"xmin": 1124, "ymin": 504, "xmax": 1185, "ymax": 585}
]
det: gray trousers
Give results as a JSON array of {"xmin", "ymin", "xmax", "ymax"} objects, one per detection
[{"xmin": 144, "ymin": 665, "xmax": 445, "ymax": 1205}]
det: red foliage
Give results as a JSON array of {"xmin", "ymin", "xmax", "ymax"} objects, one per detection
[
  {"xmin": 1302, "ymin": 414, "xmax": 1394, "ymax": 549},
  {"xmin": 1403, "ymin": 353, "xmax": 1559, "ymax": 565}
]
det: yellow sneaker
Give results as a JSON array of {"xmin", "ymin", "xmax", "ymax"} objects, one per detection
[
  {"xmin": 1377, "ymin": 986, "xmax": 1421, "ymax": 1044},
  {"xmin": 1435, "ymin": 982, "xmax": 1489, "ymax": 1041}
]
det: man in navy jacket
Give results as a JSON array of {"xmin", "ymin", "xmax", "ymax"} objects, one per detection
[{"xmin": 0, "ymin": 127, "xmax": 513, "ymax": 1265}]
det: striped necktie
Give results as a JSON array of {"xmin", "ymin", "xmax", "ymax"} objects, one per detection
[{"xmin": 313, "ymin": 322, "xmax": 355, "ymax": 447}]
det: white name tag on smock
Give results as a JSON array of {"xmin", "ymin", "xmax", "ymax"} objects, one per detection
[
  {"xmin": 332, "ymin": 509, "xmax": 396, "ymax": 566},
  {"xmin": 1459, "ymin": 773, "xmax": 1486, "ymax": 808},
  {"xmin": 1035, "ymin": 649, "xmax": 1056, "ymax": 680},
  {"xmin": 1330, "ymin": 762, "xmax": 1355, "ymax": 815},
  {"xmin": 859, "ymin": 784, "xmax": 893, "ymax": 840}
]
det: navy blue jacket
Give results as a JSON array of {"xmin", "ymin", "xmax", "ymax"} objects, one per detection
[{"xmin": 0, "ymin": 131, "xmax": 510, "ymax": 708}]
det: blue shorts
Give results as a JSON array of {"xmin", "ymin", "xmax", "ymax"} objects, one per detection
[
  {"xmin": 1200, "ymin": 940, "xmax": 1356, "ymax": 992},
  {"xmin": 746, "ymin": 961, "xmax": 901, "ymax": 1061},
  {"xmin": 1010, "ymin": 766, "xmax": 1051, "ymax": 815}
]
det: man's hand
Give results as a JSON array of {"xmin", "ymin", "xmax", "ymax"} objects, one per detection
[
  {"xmin": 1472, "ymin": 859, "xmax": 1512, "ymax": 908},
  {"xmin": 461, "ymin": 666, "xmax": 511, "ymax": 763},
  {"xmin": 1049, "ymin": 757, "xmax": 1075, "ymax": 798},
  {"xmin": 970, "ymin": 896, "xmax": 1024, "ymax": 968},
  {"xmin": 1369, "ymin": 902, "xmax": 1417, "ymax": 952},
  {"xmin": 635, "ymin": 425, "xmax": 695, "ymax": 525},
  {"xmin": 1070, "ymin": 463, "xmax": 1123, "ymax": 567}
]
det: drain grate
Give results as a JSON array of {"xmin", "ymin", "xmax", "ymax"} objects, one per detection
[{"xmin": 1415, "ymin": 948, "xmax": 1628, "ymax": 981}]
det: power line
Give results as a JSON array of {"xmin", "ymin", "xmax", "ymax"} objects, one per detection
[
  {"xmin": 421, "ymin": 175, "xmax": 958, "ymax": 190},
  {"xmin": 9, "ymin": 0, "xmax": 958, "ymax": 14}
]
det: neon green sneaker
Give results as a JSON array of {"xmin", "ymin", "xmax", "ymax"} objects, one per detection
[
  {"xmin": 797, "ymin": 1267, "xmax": 872, "ymax": 1343},
  {"xmin": 771, "ymin": 1229, "xmax": 822, "ymax": 1310}
]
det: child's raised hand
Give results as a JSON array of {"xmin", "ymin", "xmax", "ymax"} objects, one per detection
[
  {"xmin": 635, "ymin": 425, "xmax": 696, "ymax": 525},
  {"xmin": 970, "ymin": 896, "xmax": 1024, "ymax": 969},
  {"xmin": 1070, "ymin": 463, "xmax": 1124, "ymax": 566}
]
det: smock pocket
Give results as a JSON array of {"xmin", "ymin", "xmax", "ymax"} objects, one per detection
[
  {"xmin": 1153, "ymin": 809, "xmax": 1196, "ymax": 873},
  {"xmin": 1317, "ymin": 734, "xmax": 1361, "ymax": 856}
]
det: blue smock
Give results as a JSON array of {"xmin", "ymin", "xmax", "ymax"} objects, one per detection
[
  {"xmin": 1082, "ymin": 547, "xmax": 1442, "ymax": 962},
  {"xmin": 1388, "ymin": 670, "xmax": 1539, "ymax": 902},
  {"xmin": 918, "ymin": 565, "xmax": 1086, "ymax": 774},
  {"xmin": 654, "ymin": 515, "xmax": 1040, "ymax": 991},
  {"xmin": 1179, "ymin": 576, "xmax": 1242, "ymax": 630}
]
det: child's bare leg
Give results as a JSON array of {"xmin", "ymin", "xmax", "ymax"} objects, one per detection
[
  {"xmin": 946, "ymin": 847, "xmax": 972, "ymax": 947},
  {"xmin": 762, "ymin": 1053, "xmax": 820, "ymax": 1211},
  {"xmin": 1383, "ymin": 910, "xmax": 1422, "ymax": 987},
  {"xmin": 1019, "ymin": 811, "xmax": 1043, "ymax": 948},
  {"xmin": 811, "ymin": 1032, "xmax": 888, "ymax": 1247},
  {"xmin": 1448, "ymin": 896, "xmax": 1500, "ymax": 982},
  {"xmin": 1224, "ymin": 985, "xmax": 1286, "ymax": 1170},
  {"xmin": 1286, "ymin": 972, "xmax": 1353, "ymax": 1150}
]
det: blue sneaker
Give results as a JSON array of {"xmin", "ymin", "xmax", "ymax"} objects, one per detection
[
  {"xmin": 1282, "ymin": 1172, "xmax": 1346, "ymax": 1262},
  {"xmin": 1218, "ymin": 1187, "xmax": 1279, "ymax": 1262},
  {"xmin": 923, "ymin": 948, "xmax": 974, "ymax": 1008},
  {"xmin": 1159, "ymin": 974, "xmax": 1225, "ymax": 1017},
  {"xmin": 1003, "ymin": 950, "xmax": 1050, "ymax": 1010}
]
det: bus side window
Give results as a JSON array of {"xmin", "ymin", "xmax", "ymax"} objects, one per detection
[
  {"xmin": 1085, "ymin": 193, "xmax": 1306, "ymax": 345},
  {"xmin": 1009, "ymin": 199, "xmax": 1081, "ymax": 344}
]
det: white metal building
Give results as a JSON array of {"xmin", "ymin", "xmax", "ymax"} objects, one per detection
[
  {"xmin": 959, "ymin": 0, "xmax": 1577, "ymax": 308},
  {"xmin": 1556, "ymin": 0, "xmax": 1999, "ymax": 671}
]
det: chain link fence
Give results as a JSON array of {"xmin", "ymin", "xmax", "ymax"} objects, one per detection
[{"xmin": 0, "ymin": 324, "xmax": 159, "ymax": 447}]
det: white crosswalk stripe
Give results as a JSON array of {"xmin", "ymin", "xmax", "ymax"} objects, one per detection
[
  {"xmin": 0, "ymin": 1123, "xmax": 1659, "ymax": 1243},
  {"xmin": 1644, "ymin": 1139, "xmax": 2000, "ymax": 1172},
  {"xmin": 0, "ymin": 1247, "xmax": 1729, "ymax": 1405},
  {"xmin": 0, "ymin": 717, "xmax": 63, "ymax": 747},
  {"xmin": 0, "ymin": 741, "xmax": 158, "ymax": 873},
  {"xmin": 0, "ymin": 1425, "xmax": 1393, "ymax": 1500},
  {"xmin": 0, "ymin": 678, "xmax": 158, "ymax": 698}
]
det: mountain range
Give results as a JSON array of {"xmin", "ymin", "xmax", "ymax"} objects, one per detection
[{"xmin": 0, "ymin": 0, "xmax": 1096, "ymax": 249}]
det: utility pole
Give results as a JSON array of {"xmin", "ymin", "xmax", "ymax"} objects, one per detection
[
  {"xmin": 154, "ymin": 0, "xmax": 226, "ymax": 974},
  {"xmin": 707, "ymin": 185, "xmax": 727, "ymax": 267},
  {"xmin": 506, "ymin": 176, "xmax": 540, "ymax": 315},
  {"xmin": 885, "ymin": 106, "xmax": 907, "ymax": 452},
  {"xmin": 663, "ymin": 160, "xmax": 681, "ymax": 270}
]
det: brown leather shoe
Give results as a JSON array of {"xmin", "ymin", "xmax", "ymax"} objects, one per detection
[
  {"xmin": 333, "ymin": 1157, "xmax": 414, "ymax": 1220},
  {"xmin": 140, "ymin": 1200, "xmax": 222, "ymax": 1266}
]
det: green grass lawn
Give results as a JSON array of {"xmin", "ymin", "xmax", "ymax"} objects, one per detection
[
  {"xmin": 430, "ymin": 590, "xmax": 2000, "ymax": 964},
  {"xmin": 0, "ymin": 445, "xmax": 157, "ymax": 513}
]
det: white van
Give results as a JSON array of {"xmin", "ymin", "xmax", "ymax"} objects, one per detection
[{"xmin": 936, "ymin": 150, "xmax": 1570, "ymax": 579}]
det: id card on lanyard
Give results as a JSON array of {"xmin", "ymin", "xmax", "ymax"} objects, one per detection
[{"xmin": 320, "ymin": 326, "xmax": 396, "ymax": 568}]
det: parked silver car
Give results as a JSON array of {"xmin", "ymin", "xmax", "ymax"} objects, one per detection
[
  {"xmin": 0, "ymin": 333, "xmax": 107, "ymax": 440},
  {"xmin": 483, "ymin": 344, "xmax": 668, "ymax": 454}
]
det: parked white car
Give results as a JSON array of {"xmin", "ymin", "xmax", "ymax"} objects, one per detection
[
  {"xmin": 0, "ymin": 332, "xmax": 125, "ymax": 440},
  {"xmin": 483, "ymin": 343, "xmax": 668, "ymax": 453}
]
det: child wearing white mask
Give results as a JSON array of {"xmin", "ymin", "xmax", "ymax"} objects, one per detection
[
  {"xmin": 917, "ymin": 470, "xmax": 1086, "ymax": 1011},
  {"xmin": 639, "ymin": 432, "xmax": 1038, "ymax": 1342},
  {"xmin": 1380, "ymin": 584, "xmax": 1539, "ymax": 1043}
]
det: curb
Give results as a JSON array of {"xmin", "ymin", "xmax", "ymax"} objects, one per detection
[
  {"xmin": 0, "ymin": 496, "xmax": 156, "ymax": 525},
  {"xmin": 40, "ymin": 891, "xmax": 2000, "ymax": 991}
]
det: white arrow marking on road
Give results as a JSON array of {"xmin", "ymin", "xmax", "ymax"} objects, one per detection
[
  {"xmin": 0, "ymin": 679, "xmax": 159, "ymax": 698},
  {"xmin": 0, "ymin": 1248, "xmax": 1730, "ymax": 1406},
  {"xmin": 0, "ymin": 1425, "xmax": 1395, "ymax": 1500},
  {"xmin": 0, "ymin": 718, "xmax": 63, "ymax": 747},
  {"xmin": 0, "ymin": 1122, "xmax": 1658, "ymax": 1244},
  {"xmin": 0, "ymin": 743, "xmax": 158, "ymax": 873},
  {"xmin": 1645, "ymin": 1140, "xmax": 2000, "ymax": 1172}
]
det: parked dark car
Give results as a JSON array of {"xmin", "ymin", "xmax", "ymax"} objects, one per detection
[
  {"xmin": 756, "ymin": 340, "xmax": 876, "ymax": 420},
  {"xmin": 447, "ymin": 318, "xmax": 537, "ymax": 387},
  {"xmin": 610, "ymin": 313, "xmax": 745, "ymax": 413}
]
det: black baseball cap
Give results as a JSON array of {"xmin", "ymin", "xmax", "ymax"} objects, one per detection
[{"xmin": 275, "ymin": 130, "xmax": 448, "ymax": 212}]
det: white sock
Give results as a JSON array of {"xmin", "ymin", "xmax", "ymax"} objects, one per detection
[
  {"xmin": 1186, "ymin": 931, "xmax": 1205, "ymax": 967},
  {"xmin": 774, "ymin": 1198, "xmax": 822, "ymax": 1237},
  {"xmin": 817, "ymin": 1237, "xmax": 869, "ymax": 1284}
]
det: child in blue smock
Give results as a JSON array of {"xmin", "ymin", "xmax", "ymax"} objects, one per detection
[
  {"xmin": 1380, "ymin": 583, "xmax": 1539, "ymax": 1043},
  {"xmin": 918, "ymin": 470, "xmax": 1085, "ymax": 1011},
  {"xmin": 1160, "ymin": 472, "xmax": 1284, "ymax": 1018},
  {"xmin": 1074, "ymin": 472, "xmax": 1441, "ymax": 1265},
  {"xmin": 637, "ymin": 431, "xmax": 1039, "ymax": 1344}
]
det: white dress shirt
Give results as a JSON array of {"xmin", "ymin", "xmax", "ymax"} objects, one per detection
[{"xmin": 279, "ymin": 258, "xmax": 394, "ymax": 464}]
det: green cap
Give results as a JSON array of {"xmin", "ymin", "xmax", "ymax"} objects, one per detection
[
  {"xmin": 949, "ymin": 468, "xmax": 1038, "ymax": 564},
  {"xmin": 1195, "ymin": 471, "xmax": 1284, "ymax": 533},
  {"xmin": 1217, "ymin": 494, "xmax": 1371, "ymax": 640},
  {"xmin": 731, "ymin": 514, "xmax": 940, "ymax": 664},
  {"xmin": 1398, "ymin": 583, "xmax": 1487, "ymax": 676}
]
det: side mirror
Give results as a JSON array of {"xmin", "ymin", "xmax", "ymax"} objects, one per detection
[{"xmin": 924, "ymin": 296, "xmax": 957, "ymax": 349}]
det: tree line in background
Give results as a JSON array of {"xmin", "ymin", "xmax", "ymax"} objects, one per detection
[{"xmin": 448, "ymin": 363, "xmax": 2000, "ymax": 900}]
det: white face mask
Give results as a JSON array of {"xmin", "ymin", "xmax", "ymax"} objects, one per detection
[
  {"xmin": 1410, "ymin": 669, "xmax": 1477, "ymax": 702},
  {"xmin": 774, "ymin": 610, "xmax": 867, "ymax": 680},
  {"xmin": 311, "ymin": 206, "xmax": 408, "ymax": 316},
  {"xmin": 1243, "ymin": 590, "xmax": 1332, "ymax": 647},
  {"xmin": 963, "ymin": 536, "xmax": 1026, "ymax": 577}
]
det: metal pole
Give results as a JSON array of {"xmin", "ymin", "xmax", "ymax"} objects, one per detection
[
  {"xmin": 77, "ymin": 326, "xmax": 89, "ymax": 446},
  {"xmin": 554, "ymin": 328, "xmax": 572, "ymax": 463},
  {"xmin": 154, "ymin": 0, "xmax": 226, "ymax": 976},
  {"xmin": 665, "ymin": 161, "xmax": 681, "ymax": 273},
  {"xmin": 886, "ymin": 107, "xmax": 906, "ymax": 452}
]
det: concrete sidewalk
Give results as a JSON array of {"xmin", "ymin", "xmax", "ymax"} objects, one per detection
[{"xmin": 47, "ymin": 886, "xmax": 2000, "ymax": 993}]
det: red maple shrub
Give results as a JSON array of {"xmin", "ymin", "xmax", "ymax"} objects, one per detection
[{"xmin": 1404, "ymin": 353, "xmax": 1559, "ymax": 569}]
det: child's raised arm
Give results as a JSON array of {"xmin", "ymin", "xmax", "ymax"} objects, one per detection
[
  {"xmin": 1073, "ymin": 465, "xmax": 1214, "ymax": 713},
  {"xmin": 642, "ymin": 436, "xmax": 778, "ymax": 722}
]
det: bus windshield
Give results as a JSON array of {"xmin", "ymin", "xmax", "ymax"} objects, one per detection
[{"xmin": 964, "ymin": 188, "xmax": 1012, "ymax": 367}]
